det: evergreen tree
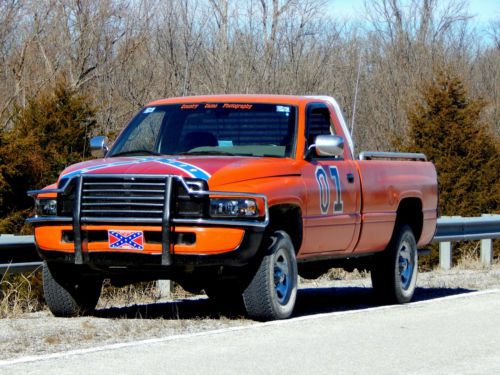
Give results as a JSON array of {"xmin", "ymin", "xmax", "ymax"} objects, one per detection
[
  {"xmin": 400, "ymin": 69, "xmax": 499, "ymax": 218},
  {"xmin": 0, "ymin": 79, "xmax": 96, "ymax": 232}
]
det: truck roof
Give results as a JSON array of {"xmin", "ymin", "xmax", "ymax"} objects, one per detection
[{"xmin": 147, "ymin": 94, "xmax": 321, "ymax": 107}]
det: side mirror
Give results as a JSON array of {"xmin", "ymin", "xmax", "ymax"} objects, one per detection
[
  {"xmin": 314, "ymin": 135, "xmax": 344, "ymax": 157},
  {"xmin": 90, "ymin": 136, "xmax": 109, "ymax": 158}
]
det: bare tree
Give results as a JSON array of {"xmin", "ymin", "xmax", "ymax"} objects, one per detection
[{"xmin": 0, "ymin": 0, "xmax": 496, "ymax": 151}]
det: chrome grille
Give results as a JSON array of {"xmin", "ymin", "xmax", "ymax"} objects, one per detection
[{"xmin": 80, "ymin": 176, "xmax": 167, "ymax": 221}]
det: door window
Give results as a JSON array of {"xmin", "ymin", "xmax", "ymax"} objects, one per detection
[{"xmin": 305, "ymin": 105, "xmax": 336, "ymax": 157}]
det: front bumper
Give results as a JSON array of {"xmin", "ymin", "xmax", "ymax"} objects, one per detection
[
  {"xmin": 36, "ymin": 226, "xmax": 265, "ymax": 269},
  {"xmin": 28, "ymin": 174, "xmax": 268, "ymax": 268}
]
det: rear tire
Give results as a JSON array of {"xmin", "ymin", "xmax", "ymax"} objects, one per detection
[
  {"xmin": 371, "ymin": 225, "xmax": 418, "ymax": 304},
  {"xmin": 43, "ymin": 262, "xmax": 102, "ymax": 317},
  {"xmin": 243, "ymin": 231, "xmax": 298, "ymax": 321}
]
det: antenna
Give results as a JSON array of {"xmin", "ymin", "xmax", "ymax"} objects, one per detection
[{"xmin": 350, "ymin": 53, "xmax": 362, "ymax": 138}]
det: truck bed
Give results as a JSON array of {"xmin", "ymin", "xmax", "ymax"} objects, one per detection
[{"xmin": 353, "ymin": 159, "xmax": 438, "ymax": 253}]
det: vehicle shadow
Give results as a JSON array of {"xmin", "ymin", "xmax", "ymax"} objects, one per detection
[
  {"xmin": 293, "ymin": 286, "xmax": 474, "ymax": 316},
  {"xmin": 94, "ymin": 297, "xmax": 245, "ymax": 320},
  {"xmin": 93, "ymin": 285, "xmax": 474, "ymax": 320}
]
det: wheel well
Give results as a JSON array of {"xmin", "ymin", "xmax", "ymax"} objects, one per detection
[
  {"xmin": 396, "ymin": 198, "xmax": 423, "ymax": 242},
  {"xmin": 268, "ymin": 204, "xmax": 302, "ymax": 253}
]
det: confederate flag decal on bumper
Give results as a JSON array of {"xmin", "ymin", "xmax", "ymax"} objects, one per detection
[{"xmin": 108, "ymin": 230, "xmax": 144, "ymax": 250}]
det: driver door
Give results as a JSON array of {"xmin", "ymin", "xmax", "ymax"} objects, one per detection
[{"xmin": 301, "ymin": 103, "xmax": 361, "ymax": 254}]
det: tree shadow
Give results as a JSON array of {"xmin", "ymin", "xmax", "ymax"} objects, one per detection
[{"xmin": 93, "ymin": 285, "xmax": 475, "ymax": 320}]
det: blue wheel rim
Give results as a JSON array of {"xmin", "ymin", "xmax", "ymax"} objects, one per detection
[
  {"xmin": 398, "ymin": 240, "xmax": 415, "ymax": 290},
  {"xmin": 274, "ymin": 249, "xmax": 290, "ymax": 304}
]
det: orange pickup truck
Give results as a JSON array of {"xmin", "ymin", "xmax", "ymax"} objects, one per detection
[{"xmin": 28, "ymin": 95, "xmax": 438, "ymax": 320}]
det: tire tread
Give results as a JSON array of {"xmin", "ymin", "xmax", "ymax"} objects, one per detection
[
  {"xmin": 371, "ymin": 224, "xmax": 417, "ymax": 304},
  {"xmin": 43, "ymin": 262, "xmax": 101, "ymax": 317},
  {"xmin": 243, "ymin": 231, "xmax": 297, "ymax": 321}
]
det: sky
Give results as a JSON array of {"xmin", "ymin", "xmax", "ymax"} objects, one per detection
[{"xmin": 327, "ymin": 0, "xmax": 500, "ymax": 25}]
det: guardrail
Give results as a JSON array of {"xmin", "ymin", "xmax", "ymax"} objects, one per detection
[
  {"xmin": 0, "ymin": 215, "xmax": 498, "ymax": 275},
  {"xmin": 0, "ymin": 235, "xmax": 41, "ymax": 276},
  {"xmin": 432, "ymin": 214, "xmax": 500, "ymax": 270}
]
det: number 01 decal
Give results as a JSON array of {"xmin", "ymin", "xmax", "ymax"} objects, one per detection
[{"xmin": 315, "ymin": 166, "xmax": 344, "ymax": 214}]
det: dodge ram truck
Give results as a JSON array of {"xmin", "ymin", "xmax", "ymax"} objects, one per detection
[{"xmin": 28, "ymin": 95, "xmax": 438, "ymax": 321}]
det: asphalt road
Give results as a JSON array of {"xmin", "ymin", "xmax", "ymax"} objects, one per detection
[{"xmin": 1, "ymin": 289, "xmax": 499, "ymax": 375}]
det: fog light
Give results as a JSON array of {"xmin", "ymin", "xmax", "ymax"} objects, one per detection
[
  {"xmin": 210, "ymin": 198, "xmax": 258, "ymax": 218},
  {"xmin": 35, "ymin": 199, "xmax": 57, "ymax": 216}
]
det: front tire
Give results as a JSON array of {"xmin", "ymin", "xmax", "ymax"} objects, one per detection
[
  {"xmin": 371, "ymin": 225, "xmax": 418, "ymax": 304},
  {"xmin": 43, "ymin": 262, "xmax": 102, "ymax": 317},
  {"xmin": 243, "ymin": 231, "xmax": 298, "ymax": 321}
]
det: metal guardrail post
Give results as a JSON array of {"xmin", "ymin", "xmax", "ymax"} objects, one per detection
[
  {"xmin": 480, "ymin": 239, "xmax": 493, "ymax": 267},
  {"xmin": 480, "ymin": 214, "xmax": 494, "ymax": 267},
  {"xmin": 439, "ymin": 242, "xmax": 452, "ymax": 270},
  {"xmin": 156, "ymin": 280, "xmax": 173, "ymax": 299}
]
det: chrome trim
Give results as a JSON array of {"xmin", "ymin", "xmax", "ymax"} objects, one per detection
[
  {"xmin": 81, "ymin": 217, "xmax": 162, "ymax": 224},
  {"xmin": 81, "ymin": 196, "xmax": 165, "ymax": 202},
  {"xmin": 173, "ymin": 217, "xmax": 269, "ymax": 228},
  {"xmin": 29, "ymin": 173, "xmax": 211, "ymax": 196},
  {"xmin": 162, "ymin": 177, "xmax": 173, "ymax": 266},
  {"xmin": 28, "ymin": 215, "xmax": 268, "ymax": 228},
  {"xmin": 359, "ymin": 151, "xmax": 427, "ymax": 161},
  {"xmin": 81, "ymin": 202, "xmax": 164, "ymax": 207},
  {"xmin": 83, "ymin": 188, "xmax": 166, "ymax": 193},
  {"xmin": 73, "ymin": 176, "xmax": 84, "ymax": 265},
  {"xmin": 84, "ymin": 181, "xmax": 165, "ymax": 186},
  {"xmin": 90, "ymin": 136, "xmax": 109, "ymax": 158},
  {"xmin": 27, "ymin": 216, "xmax": 73, "ymax": 224},
  {"xmin": 314, "ymin": 135, "xmax": 344, "ymax": 157},
  {"xmin": 81, "ymin": 209, "xmax": 164, "ymax": 214}
]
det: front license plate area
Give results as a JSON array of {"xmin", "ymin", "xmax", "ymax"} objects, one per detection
[{"xmin": 108, "ymin": 230, "xmax": 144, "ymax": 250}]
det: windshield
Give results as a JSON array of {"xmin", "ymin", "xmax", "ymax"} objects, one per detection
[{"xmin": 109, "ymin": 103, "xmax": 297, "ymax": 158}]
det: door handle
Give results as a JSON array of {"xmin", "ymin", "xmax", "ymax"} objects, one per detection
[{"xmin": 347, "ymin": 173, "xmax": 355, "ymax": 183}]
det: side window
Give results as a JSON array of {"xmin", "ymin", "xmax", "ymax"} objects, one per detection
[{"xmin": 305, "ymin": 106, "xmax": 334, "ymax": 149}]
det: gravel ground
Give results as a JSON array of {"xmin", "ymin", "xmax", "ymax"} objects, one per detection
[{"xmin": 1, "ymin": 263, "xmax": 499, "ymax": 361}]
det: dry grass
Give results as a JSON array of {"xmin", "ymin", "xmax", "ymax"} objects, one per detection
[
  {"xmin": 320, "ymin": 268, "xmax": 370, "ymax": 281},
  {"xmin": 98, "ymin": 281, "xmax": 161, "ymax": 309},
  {"xmin": 0, "ymin": 254, "xmax": 498, "ymax": 318},
  {"xmin": 0, "ymin": 273, "xmax": 196, "ymax": 318},
  {"xmin": 43, "ymin": 334, "xmax": 62, "ymax": 345},
  {"xmin": 453, "ymin": 242, "xmax": 492, "ymax": 270},
  {"xmin": 0, "ymin": 270, "xmax": 44, "ymax": 318},
  {"xmin": 97, "ymin": 280, "xmax": 198, "ymax": 310}
]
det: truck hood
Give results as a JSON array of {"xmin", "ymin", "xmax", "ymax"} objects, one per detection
[{"xmin": 58, "ymin": 156, "xmax": 300, "ymax": 187}]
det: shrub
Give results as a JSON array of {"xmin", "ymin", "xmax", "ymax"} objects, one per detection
[
  {"xmin": 0, "ymin": 79, "xmax": 97, "ymax": 233},
  {"xmin": 400, "ymin": 68, "xmax": 499, "ymax": 217},
  {"xmin": 397, "ymin": 68, "xmax": 500, "ymax": 265}
]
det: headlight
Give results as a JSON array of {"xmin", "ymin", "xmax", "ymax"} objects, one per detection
[
  {"xmin": 210, "ymin": 198, "xmax": 258, "ymax": 218},
  {"xmin": 35, "ymin": 198, "xmax": 57, "ymax": 216}
]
